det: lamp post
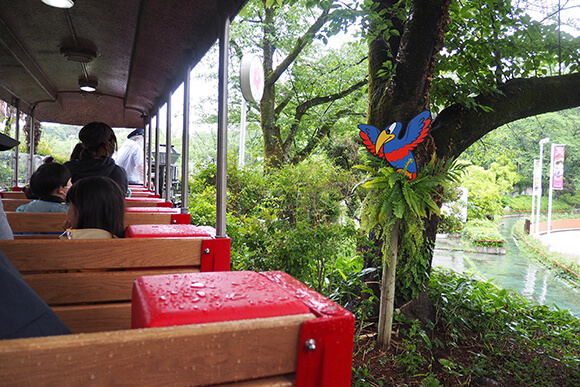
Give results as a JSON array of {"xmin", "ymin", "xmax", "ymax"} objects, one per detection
[{"xmin": 535, "ymin": 137, "xmax": 550, "ymax": 234}]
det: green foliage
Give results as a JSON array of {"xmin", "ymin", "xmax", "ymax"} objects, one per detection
[
  {"xmin": 395, "ymin": 215, "xmax": 433, "ymax": 301},
  {"xmin": 232, "ymin": 215, "xmax": 360, "ymax": 293},
  {"xmin": 355, "ymin": 157, "xmax": 464, "ymax": 305},
  {"xmin": 460, "ymin": 107, "xmax": 580, "ymax": 196},
  {"xmin": 461, "ymin": 160, "xmax": 519, "ymax": 220},
  {"xmin": 229, "ymin": 0, "xmax": 368, "ymax": 167},
  {"xmin": 438, "ymin": 185, "xmax": 466, "ymax": 234},
  {"xmin": 188, "ymin": 157, "xmax": 364, "ymax": 296},
  {"xmin": 502, "ymin": 194, "xmax": 572, "ymax": 214},
  {"xmin": 463, "ymin": 219, "xmax": 505, "ymax": 248},
  {"xmin": 357, "ymin": 157, "xmax": 462, "ymax": 234},
  {"xmin": 428, "ymin": 268, "xmax": 580, "ymax": 385},
  {"xmin": 432, "ymin": 2, "xmax": 580, "ymax": 111}
]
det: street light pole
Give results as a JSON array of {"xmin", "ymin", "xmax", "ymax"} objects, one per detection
[{"xmin": 535, "ymin": 137, "xmax": 550, "ymax": 234}]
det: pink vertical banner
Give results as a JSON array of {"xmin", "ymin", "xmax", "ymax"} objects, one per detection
[{"xmin": 552, "ymin": 145, "xmax": 565, "ymax": 190}]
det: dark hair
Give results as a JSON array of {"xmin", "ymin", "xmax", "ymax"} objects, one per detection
[
  {"xmin": 29, "ymin": 162, "xmax": 71, "ymax": 199},
  {"xmin": 70, "ymin": 142, "xmax": 84, "ymax": 161},
  {"xmin": 65, "ymin": 176, "xmax": 125, "ymax": 238},
  {"xmin": 78, "ymin": 122, "xmax": 118, "ymax": 159}
]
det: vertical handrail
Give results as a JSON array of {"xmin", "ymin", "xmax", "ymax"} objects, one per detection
[
  {"xmin": 154, "ymin": 107, "xmax": 161, "ymax": 196},
  {"xmin": 13, "ymin": 99, "xmax": 20, "ymax": 188},
  {"xmin": 216, "ymin": 13, "xmax": 230, "ymax": 238},
  {"xmin": 142, "ymin": 116, "xmax": 149, "ymax": 187},
  {"xmin": 181, "ymin": 63, "xmax": 192, "ymax": 213},
  {"xmin": 165, "ymin": 93, "xmax": 172, "ymax": 201},
  {"xmin": 147, "ymin": 118, "xmax": 153, "ymax": 189},
  {"xmin": 28, "ymin": 110, "xmax": 35, "ymax": 180}
]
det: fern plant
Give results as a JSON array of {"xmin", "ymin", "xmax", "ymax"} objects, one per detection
[{"xmin": 355, "ymin": 155, "xmax": 463, "ymax": 349}]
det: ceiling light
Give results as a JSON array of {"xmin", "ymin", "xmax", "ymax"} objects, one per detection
[
  {"xmin": 61, "ymin": 47, "xmax": 97, "ymax": 63},
  {"xmin": 79, "ymin": 79, "xmax": 98, "ymax": 92},
  {"xmin": 41, "ymin": 0, "xmax": 74, "ymax": 9}
]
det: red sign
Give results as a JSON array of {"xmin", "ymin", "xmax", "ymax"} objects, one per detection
[{"xmin": 552, "ymin": 145, "xmax": 565, "ymax": 190}]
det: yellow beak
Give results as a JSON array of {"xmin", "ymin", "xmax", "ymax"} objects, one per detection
[{"xmin": 375, "ymin": 131, "xmax": 395, "ymax": 153}]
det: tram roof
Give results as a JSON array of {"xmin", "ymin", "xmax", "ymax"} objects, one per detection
[{"xmin": 0, "ymin": 0, "xmax": 248, "ymax": 128}]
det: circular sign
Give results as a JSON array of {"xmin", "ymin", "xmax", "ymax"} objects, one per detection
[{"xmin": 240, "ymin": 54, "xmax": 264, "ymax": 103}]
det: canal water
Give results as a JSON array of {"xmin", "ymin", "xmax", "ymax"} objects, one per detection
[{"xmin": 433, "ymin": 216, "xmax": 580, "ymax": 317}]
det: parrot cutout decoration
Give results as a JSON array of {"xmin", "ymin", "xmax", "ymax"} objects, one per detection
[{"xmin": 358, "ymin": 111, "xmax": 431, "ymax": 180}]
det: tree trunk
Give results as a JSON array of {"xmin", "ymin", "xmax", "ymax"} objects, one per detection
[{"xmin": 377, "ymin": 219, "xmax": 399, "ymax": 350}]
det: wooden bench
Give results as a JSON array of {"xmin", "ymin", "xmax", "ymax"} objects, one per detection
[
  {"xmin": 1, "ymin": 198, "xmax": 32, "ymax": 211},
  {"xmin": 0, "ymin": 191, "xmax": 26, "ymax": 199},
  {"xmin": 0, "ymin": 270, "xmax": 353, "ymax": 386},
  {"xmin": 130, "ymin": 191, "xmax": 161, "ymax": 198},
  {"xmin": 0, "ymin": 237, "xmax": 230, "ymax": 333},
  {"xmin": 6, "ymin": 211, "xmax": 191, "ymax": 237},
  {"xmin": 124, "ymin": 197, "xmax": 173, "ymax": 207},
  {"xmin": 2, "ymin": 197, "xmax": 172, "ymax": 210}
]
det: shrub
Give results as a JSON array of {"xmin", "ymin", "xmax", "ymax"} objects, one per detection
[{"xmin": 462, "ymin": 219, "xmax": 505, "ymax": 248}]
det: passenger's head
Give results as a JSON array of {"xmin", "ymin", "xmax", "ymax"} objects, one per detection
[
  {"xmin": 78, "ymin": 122, "xmax": 118, "ymax": 159},
  {"xmin": 127, "ymin": 128, "xmax": 144, "ymax": 140},
  {"xmin": 65, "ymin": 176, "xmax": 125, "ymax": 238},
  {"xmin": 29, "ymin": 162, "xmax": 72, "ymax": 200}
]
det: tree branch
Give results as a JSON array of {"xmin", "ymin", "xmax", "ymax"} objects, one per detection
[
  {"xmin": 265, "ymin": 6, "xmax": 332, "ymax": 87},
  {"xmin": 289, "ymin": 108, "xmax": 352, "ymax": 165},
  {"xmin": 432, "ymin": 72, "xmax": 580, "ymax": 158},
  {"xmin": 282, "ymin": 78, "xmax": 368, "ymax": 152}
]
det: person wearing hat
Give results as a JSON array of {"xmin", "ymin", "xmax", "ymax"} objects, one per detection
[
  {"xmin": 0, "ymin": 132, "xmax": 19, "ymax": 240},
  {"xmin": 113, "ymin": 128, "xmax": 145, "ymax": 185}
]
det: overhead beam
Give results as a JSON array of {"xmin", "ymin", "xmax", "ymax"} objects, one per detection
[{"xmin": 0, "ymin": 17, "xmax": 57, "ymax": 103}]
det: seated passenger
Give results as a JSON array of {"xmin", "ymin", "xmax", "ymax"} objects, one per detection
[
  {"xmin": 60, "ymin": 176, "xmax": 125, "ymax": 239},
  {"xmin": 64, "ymin": 122, "xmax": 128, "ymax": 195},
  {"xmin": 0, "ymin": 199, "xmax": 13, "ymax": 241},
  {"xmin": 0, "ymin": 132, "xmax": 16, "ymax": 239},
  {"xmin": 16, "ymin": 163, "xmax": 71, "ymax": 213},
  {"xmin": 0, "ymin": 249, "xmax": 70, "ymax": 339}
]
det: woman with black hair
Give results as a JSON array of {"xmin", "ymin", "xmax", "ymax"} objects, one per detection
[
  {"xmin": 16, "ymin": 162, "xmax": 71, "ymax": 213},
  {"xmin": 60, "ymin": 176, "xmax": 125, "ymax": 239},
  {"xmin": 63, "ymin": 122, "xmax": 128, "ymax": 195}
]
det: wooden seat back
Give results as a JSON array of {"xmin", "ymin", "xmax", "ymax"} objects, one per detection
[
  {"xmin": 0, "ymin": 314, "xmax": 311, "ymax": 386},
  {"xmin": 6, "ymin": 211, "xmax": 190, "ymax": 236},
  {"xmin": 0, "ymin": 238, "xmax": 207, "ymax": 333},
  {"xmin": 0, "ymin": 191, "xmax": 26, "ymax": 199},
  {"xmin": 1, "ymin": 198, "xmax": 32, "ymax": 211},
  {"xmin": 2, "ymin": 197, "xmax": 169, "ymax": 209}
]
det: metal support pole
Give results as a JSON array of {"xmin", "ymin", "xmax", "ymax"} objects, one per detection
[
  {"xmin": 216, "ymin": 13, "xmax": 230, "ymax": 238},
  {"xmin": 238, "ymin": 98, "xmax": 247, "ymax": 168},
  {"xmin": 28, "ymin": 111, "xmax": 35, "ymax": 180},
  {"xmin": 530, "ymin": 193, "xmax": 535, "ymax": 231},
  {"xmin": 154, "ymin": 107, "xmax": 161, "ymax": 196},
  {"xmin": 181, "ymin": 63, "xmax": 192, "ymax": 213},
  {"xmin": 142, "ymin": 116, "xmax": 148, "ymax": 188},
  {"xmin": 535, "ymin": 138, "xmax": 550, "ymax": 234},
  {"xmin": 165, "ymin": 94, "xmax": 172, "ymax": 201},
  {"xmin": 14, "ymin": 99, "xmax": 20, "ymax": 188},
  {"xmin": 547, "ymin": 144, "xmax": 555, "ymax": 235},
  {"xmin": 147, "ymin": 118, "xmax": 153, "ymax": 189}
]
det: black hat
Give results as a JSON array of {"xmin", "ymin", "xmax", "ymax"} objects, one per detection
[
  {"xmin": 127, "ymin": 129, "xmax": 144, "ymax": 139},
  {"xmin": 0, "ymin": 132, "xmax": 19, "ymax": 151}
]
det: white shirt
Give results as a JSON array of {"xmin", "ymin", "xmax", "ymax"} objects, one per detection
[{"xmin": 114, "ymin": 136, "xmax": 144, "ymax": 184}]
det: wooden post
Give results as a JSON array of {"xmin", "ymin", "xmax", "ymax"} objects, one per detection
[{"xmin": 377, "ymin": 219, "xmax": 399, "ymax": 350}]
